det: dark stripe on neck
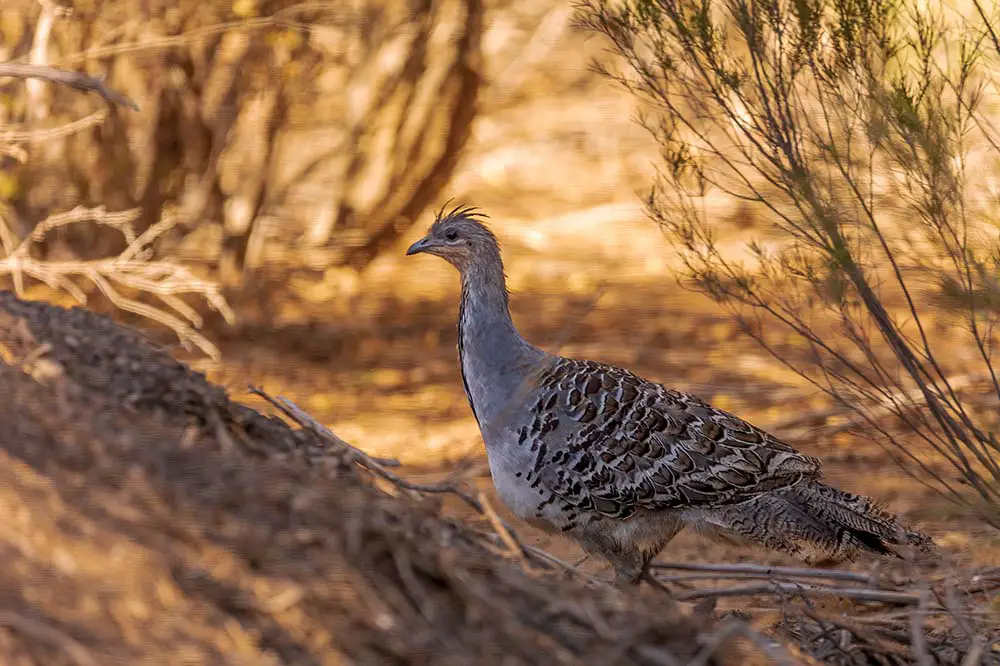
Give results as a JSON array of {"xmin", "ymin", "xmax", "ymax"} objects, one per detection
[{"xmin": 457, "ymin": 288, "xmax": 482, "ymax": 427}]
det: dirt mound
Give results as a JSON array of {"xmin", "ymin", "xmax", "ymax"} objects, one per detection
[{"xmin": 0, "ymin": 292, "xmax": 735, "ymax": 666}]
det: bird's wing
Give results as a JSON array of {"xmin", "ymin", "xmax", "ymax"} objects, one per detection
[{"xmin": 520, "ymin": 358, "xmax": 822, "ymax": 521}]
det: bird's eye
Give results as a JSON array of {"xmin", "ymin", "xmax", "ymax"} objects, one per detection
[{"xmin": 445, "ymin": 230, "xmax": 458, "ymax": 241}]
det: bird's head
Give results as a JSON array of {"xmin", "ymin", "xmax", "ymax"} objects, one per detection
[{"xmin": 405, "ymin": 204, "xmax": 500, "ymax": 272}]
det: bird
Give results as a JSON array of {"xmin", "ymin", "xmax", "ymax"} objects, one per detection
[{"xmin": 405, "ymin": 204, "xmax": 934, "ymax": 586}]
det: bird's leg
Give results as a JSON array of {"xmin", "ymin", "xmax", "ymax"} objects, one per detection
[
  {"xmin": 575, "ymin": 531, "xmax": 646, "ymax": 588},
  {"xmin": 639, "ymin": 567, "xmax": 673, "ymax": 595},
  {"xmin": 576, "ymin": 518, "xmax": 684, "ymax": 590},
  {"xmin": 614, "ymin": 556, "xmax": 675, "ymax": 596},
  {"xmin": 620, "ymin": 549, "xmax": 675, "ymax": 594},
  {"xmin": 613, "ymin": 562, "xmax": 645, "ymax": 588},
  {"xmin": 635, "ymin": 520, "xmax": 684, "ymax": 593}
]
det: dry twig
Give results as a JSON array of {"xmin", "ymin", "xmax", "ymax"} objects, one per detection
[
  {"xmin": 0, "ymin": 611, "xmax": 98, "ymax": 666},
  {"xmin": 0, "ymin": 63, "xmax": 139, "ymax": 111},
  {"xmin": 767, "ymin": 373, "xmax": 990, "ymax": 441},
  {"xmin": 0, "ymin": 109, "xmax": 108, "ymax": 143},
  {"xmin": 674, "ymin": 581, "xmax": 924, "ymax": 604}
]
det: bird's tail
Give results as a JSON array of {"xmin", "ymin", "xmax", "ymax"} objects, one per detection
[{"xmin": 709, "ymin": 481, "xmax": 934, "ymax": 563}]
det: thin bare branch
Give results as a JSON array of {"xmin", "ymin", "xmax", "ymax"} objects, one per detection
[
  {"xmin": 674, "ymin": 581, "xmax": 923, "ymax": 604},
  {"xmin": 650, "ymin": 561, "xmax": 876, "ymax": 585},
  {"xmin": 0, "ymin": 63, "xmax": 139, "ymax": 111},
  {"xmin": 0, "ymin": 206, "xmax": 231, "ymax": 360}
]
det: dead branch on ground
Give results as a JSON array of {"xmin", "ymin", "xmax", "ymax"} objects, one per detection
[{"xmin": 653, "ymin": 561, "xmax": 999, "ymax": 665}]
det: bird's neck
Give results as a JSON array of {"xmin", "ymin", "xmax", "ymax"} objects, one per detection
[{"xmin": 457, "ymin": 257, "xmax": 543, "ymax": 433}]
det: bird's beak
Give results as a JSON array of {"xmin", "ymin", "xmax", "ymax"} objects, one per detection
[{"xmin": 406, "ymin": 236, "xmax": 434, "ymax": 256}]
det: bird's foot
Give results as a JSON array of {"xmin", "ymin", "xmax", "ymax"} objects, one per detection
[{"xmin": 639, "ymin": 569, "xmax": 674, "ymax": 596}]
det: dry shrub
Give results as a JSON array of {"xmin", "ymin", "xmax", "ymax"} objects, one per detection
[
  {"xmin": 0, "ymin": 59, "xmax": 234, "ymax": 357},
  {"xmin": 580, "ymin": 0, "xmax": 1000, "ymax": 526},
  {"xmin": 0, "ymin": 0, "xmax": 481, "ymax": 286}
]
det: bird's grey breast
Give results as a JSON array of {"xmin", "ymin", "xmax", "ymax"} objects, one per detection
[
  {"xmin": 476, "ymin": 381, "xmax": 584, "ymax": 529},
  {"xmin": 485, "ymin": 430, "xmax": 572, "ymax": 528},
  {"xmin": 481, "ymin": 366, "xmax": 607, "ymax": 530}
]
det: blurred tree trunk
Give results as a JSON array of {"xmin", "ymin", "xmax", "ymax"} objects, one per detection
[
  {"xmin": 0, "ymin": 0, "xmax": 483, "ymax": 288},
  {"xmin": 333, "ymin": 0, "xmax": 483, "ymax": 271}
]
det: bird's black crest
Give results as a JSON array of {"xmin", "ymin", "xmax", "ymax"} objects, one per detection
[
  {"xmin": 434, "ymin": 200, "xmax": 490, "ymax": 226},
  {"xmin": 428, "ymin": 200, "xmax": 501, "ymax": 254}
]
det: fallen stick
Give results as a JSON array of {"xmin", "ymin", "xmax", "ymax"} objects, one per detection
[
  {"xmin": 249, "ymin": 386, "xmax": 401, "ymax": 468},
  {"xmin": 0, "ymin": 611, "xmax": 98, "ymax": 666},
  {"xmin": 650, "ymin": 561, "xmax": 876, "ymax": 585},
  {"xmin": 674, "ymin": 581, "xmax": 925, "ymax": 604}
]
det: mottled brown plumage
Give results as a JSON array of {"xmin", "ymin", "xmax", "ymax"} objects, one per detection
[{"xmin": 407, "ymin": 206, "xmax": 934, "ymax": 585}]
